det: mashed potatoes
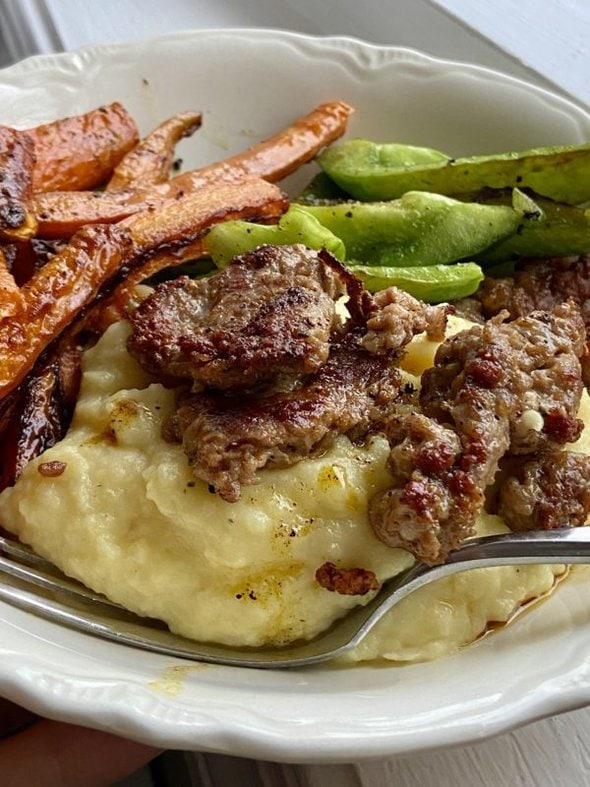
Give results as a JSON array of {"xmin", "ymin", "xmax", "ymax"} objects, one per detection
[{"xmin": 0, "ymin": 315, "xmax": 586, "ymax": 662}]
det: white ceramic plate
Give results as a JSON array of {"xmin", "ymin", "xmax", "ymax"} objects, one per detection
[{"xmin": 1, "ymin": 28, "xmax": 590, "ymax": 763}]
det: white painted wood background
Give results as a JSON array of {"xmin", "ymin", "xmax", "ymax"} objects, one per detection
[{"xmin": 1, "ymin": 1, "xmax": 589, "ymax": 785}]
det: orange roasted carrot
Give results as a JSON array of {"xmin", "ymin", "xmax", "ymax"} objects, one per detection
[
  {"xmin": 124, "ymin": 177, "xmax": 288, "ymax": 251},
  {"xmin": 32, "ymin": 189, "xmax": 152, "ymax": 238},
  {"xmin": 0, "ymin": 248, "xmax": 24, "ymax": 319},
  {"xmin": 31, "ymin": 102, "xmax": 352, "ymax": 238},
  {"xmin": 28, "ymin": 102, "xmax": 139, "ymax": 192},
  {"xmin": 107, "ymin": 110, "xmax": 202, "ymax": 190},
  {"xmin": 0, "ymin": 126, "xmax": 37, "ymax": 241},
  {"xmin": 0, "ymin": 224, "xmax": 134, "ymax": 398},
  {"xmin": 147, "ymin": 100, "xmax": 354, "ymax": 200}
]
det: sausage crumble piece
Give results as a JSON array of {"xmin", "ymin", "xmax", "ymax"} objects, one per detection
[
  {"xmin": 164, "ymin": 342, "xmax": 402, "ymax": 502},
  {"xmin": 315, "ymin": 562, "xmax": 380, "ymax": 596},
  {"xmin": 459, "ymin": 255, "xmax": 590, "ymax": 389},
  {"xmin": 371, "ymin": 302, "xmax": 588, "ymax": 565},
  {"xmin": 128, "ymin": 244, "xmax": 358, "ymax": 392},
  {"xmin": 498, "ymin": 451, "xmax": 590, "ymax": 532},
  {"xmin": 37, "ymin": 460, "xmax": 67, "ymax": 477}
]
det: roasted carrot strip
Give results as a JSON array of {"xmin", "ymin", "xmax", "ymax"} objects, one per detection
[
  {"xmin": 124, "ymin": 177, "xmax": 288, "ymax": 251},
  {"xmin": 33, "ymin": 189, "xmax": 152, "ymax": 239},
  {"xmin": 0, "ymin": 224, "xmax": 134, "ymax": 398},
  {"xmin": 0, "ymin": 248, "xmax": 24, "ymax": 319},
  {"xmin": 0, "ymin": 126, "xmax": 37, "ymax": 241},
  {"xmin": 0, "ymin": 359, "xmax": 67, "ymax": 490},
  {"xmin": 0, "ymin": 238, "xmax": 66, "ymax": 285},
  {"xmin": 142, "ymin": 100, "xmax": 354, "ymax": 199},
  {"xmin": 28, "ymin": 102, "xmax": 139, "ymax": 192},
  {"xmin": 107, "ymin": 110, "xmax": 202, "ymax": 191},
  {"xmin": 31, "ymin": 102, "xmax": 352, "ymax": 238}
]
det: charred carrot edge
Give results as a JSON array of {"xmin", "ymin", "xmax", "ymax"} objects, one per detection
[
  {"xmin": 28, "ymin": 102, "xmax": 139, "ymax": 192},
  {"xmin": 0, "ymin": 334, "xmax": 83, "ymax": 491},
  {"xmin": 0, "ymin": 127, "xmax": 37, "ymax": 241},
  {"xmin": 85, "ymin": 239, "xmax": 207, "ymax": 333},
  {"xmin": 0, "ymin": 248, "xmax": 25, "ymax": 319},
  {"xmin": 107, "ymin": 110, "xmax": 202, "ymax": 191},
  {"xmin": 31, "ymin": 101, "xmax": 353, "ymax": 238}
]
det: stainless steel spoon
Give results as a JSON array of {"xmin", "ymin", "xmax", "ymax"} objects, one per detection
[{"xmin": 1, "ymin": 527, "xmax": 589, "ymax": 669}]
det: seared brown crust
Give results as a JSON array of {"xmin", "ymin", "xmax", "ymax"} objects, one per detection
[
  {"xmin": 28, "ymin": 102, "xmax": 139, "ymax": 192},
  {"xmin": 315, "ymin": 562, "xmax": 380, "ymax": 596},
  {"xmin": 128, "ymin": 244, "xmax": 354, "ymax": 392},
  {"xmin": 420, "ymin": 302, "xmax": 586, "ymax": 455},
  {"xmin": 462, "ymin": 255, "xmax": 590, "ymax": 390},
  {"xmin": 370, "ymin": 411, "xmax": 474, "ymax": 565},
  {"xmin": 371, "ymin": 302, "xmax": 587, "ymax": 565},
  {"xmin": 498, "ymin": 451, "xmax": 590, "ymax": 531},
  {"xmin": 164, "ymin": 343, "xmax": 401, "ymax": 502},
  {"xmin": 131, "ymin": 245, "xmax": 451, "ymax": 501}
]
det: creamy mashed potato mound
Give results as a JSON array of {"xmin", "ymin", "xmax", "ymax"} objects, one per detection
[{"xmin": 0, "ymin": 315, "xmax": 587, "ymax": 662}]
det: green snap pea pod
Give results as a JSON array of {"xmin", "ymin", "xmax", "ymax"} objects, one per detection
[
  {"xmin": 297, "ymin": 191, "xmax": 520, "ymax": 267},
  {"xmin": 298, "ymin": 143, "xmax": 447, "ymax": 202},
  {"xmin": 348, "ymin": 262, "xmax": 484, "ymax": 302},
  {"xmin": 205, "ymin": 204, "xmax": 345, "ymax": 267},
  {"xmin": 318, "ymin": 138, "xmax": 590, "ymax": 204},
  {"xmin": 471, "ymin": 193, "xmax": 590, "ymax": 263},
  {"xmin": 297, "ymin": 172, "xmax": 350, "ymax": 203}
]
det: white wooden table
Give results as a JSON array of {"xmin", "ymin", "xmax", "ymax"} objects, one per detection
[{"xmin": 1, "ymin": 2, "xmax": 589, "ymax": 785}]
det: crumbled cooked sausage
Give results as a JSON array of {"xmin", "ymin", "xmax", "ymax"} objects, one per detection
[
  {"xmin": 127, "ymin": 244, "xmax": 356, "ymax": 391},
  {"xmin": 138, "ymin": 245, "xmax": 443, "ymax": 500},
  {"xmin": 475, "ymin": 255, "xmax": 590, "ymax": 326},
  {"xmin": 420, "ymin": 301, "xmax": 586, "ymax": 456},
  {"xmin": 461, "ymin": 255, "xmax": 590, "ymax": 390},
  {"xmin": 361, "ymin": 286, "xmax": 448, "ymax": 354},
  {"xmin": 164, "ymin": 343, "xmax": 401, "ymax": 502},
  {"xmin": 315, "ymin": 562, "xmax": 380, "ymax": 595},
  {"xmin": 37, "ymin": 460, "xmax": 67, "ymax": 477},
  {"xmin": 498, "ymin": 451, "xmax": 590, "ymax": 531},
  {"xmin": 371, "ymin": 302, "xmax": 587, "ymax": 565}
]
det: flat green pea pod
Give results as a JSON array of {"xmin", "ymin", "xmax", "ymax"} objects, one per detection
[
  {"xmin": 474, "ymin": 193, "xmax": 590, "ymax": 263},
  {"xmin": 205, "ymin": 204, "xmax": 345, "ymax": 267},
  {"xmin": 297, "ymin": 191, "xmax": 520, "ymax": 267},
  {"xmin": 318, "ymin": 138, "xmax": 590, "ymax": 204},
  {"xmin": 297, "ymin": 172, "xmax": 350, "ymax": 203},
  {"xmin": 348, "ymin": 262, "xmax": 484, "ymax": 302}
]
